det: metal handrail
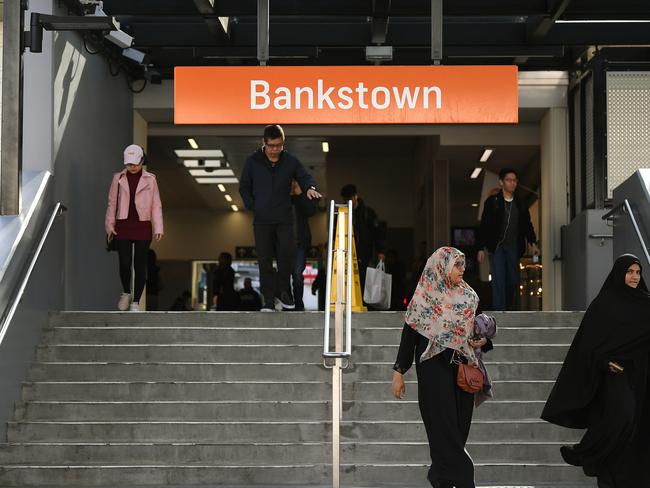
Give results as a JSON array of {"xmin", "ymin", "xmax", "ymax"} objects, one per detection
[
  {"xmin": 322, "ymin": 199, "xmax": 353, "ymax": 360},
  {"xmin": 602, "ymin": 198, "xmax": 650, "ymax": 265},
  {"xmin": 0, "ymin": 202, "xmax": 65, "ymax": 346},
  {"xmin": 321, "ymin": 199, "xmax": 354, "ymax": 488}
]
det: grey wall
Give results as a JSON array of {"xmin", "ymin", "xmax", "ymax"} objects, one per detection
[{"xmin": 23, "ymin": 1, "xmax": 133, "ymax": 309}]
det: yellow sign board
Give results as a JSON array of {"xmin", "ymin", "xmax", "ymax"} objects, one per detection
[{"xmin": 330, "ymin": 207, "xmax": 366, "ymax": 312}]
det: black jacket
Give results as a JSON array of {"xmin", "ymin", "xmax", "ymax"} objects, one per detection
[
  {"xmin": 352, "ymin": 199, "xmax": 384, "ymax": 265},
  {"xmin": 239, "ymin": 149, "xmax": 316, "ymax": 225},
  {"xmin": 477, "ymin": 191, "xmax": 537, "ymax": 256},
  {"xmin": 292, "ymin": 193, "xmax": 317, "ymax": 249}
]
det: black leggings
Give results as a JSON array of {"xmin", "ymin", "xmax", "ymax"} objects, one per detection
[{"xmin": 116, "ymin": 239, "xmax": 151, "ymax": 302}]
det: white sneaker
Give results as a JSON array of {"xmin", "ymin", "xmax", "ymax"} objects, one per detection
[
  {"xmin": 117, "ymin": 293, "xmax": 131, "ymax": 311},
  {"xmin": 129, "ymin": 302, "xmax": 141, "ymax": 312}
]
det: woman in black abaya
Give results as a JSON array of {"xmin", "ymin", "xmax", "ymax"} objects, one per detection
[{"xmin": 542, "ymin": 254, "xmax": 650, "ymax": 487}]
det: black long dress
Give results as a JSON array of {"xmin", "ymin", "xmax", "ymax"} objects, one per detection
[
  {"xmin": 394, "ymin": 324, "xmax": 492, "ymax": 488},
  {"xmin": 541, "ymin": 254, "xmax": 650, "ymax": 487}
]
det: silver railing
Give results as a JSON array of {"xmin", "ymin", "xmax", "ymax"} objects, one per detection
[
  {"xmin": 322, "ymin": 199, "xmax": 353, "ymax": 488},
  {"xmin": 603, "ymin": 199, "xmax": 650, "ymax": 265},
  {"xmin": 0, "ymin": 202, "xmax": 66, "ymax": 345}
]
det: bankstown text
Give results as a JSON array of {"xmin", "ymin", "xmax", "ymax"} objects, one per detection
[{"xmin": 250, "ymin": 80, "xmax": 443, "ymax": 110}]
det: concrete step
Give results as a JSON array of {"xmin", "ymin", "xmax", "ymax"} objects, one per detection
[
  {"xmin": 0, "ymin": 462, "xmax": 593, "ymax": 486},
  {"xmin": 7, "ymin": 420, "xmax": 579, "ymax": 444},
  {"xmin": 0, "ymin": 441, "xmax": 575, "ymax": 465},
  {"xmin": 41, "ymin": 326, "xmax": 578, "ymax": 345},
  {"xmin": 48, "ymin": 311, "xmax": 585, "ymax": 329},
  {"xmin": 21, "ymin": 379, "xmax": 555, "ymax": 402},
  {"xmin": 34, "ymin": 344, "xmax": 571, "ymax": 363},
  {"xmin": 27, "ymin": 361, "xmax": 563, "ymax": 382},
  {"xmin": 14, "ymin": 399, "xmax": 547, "ymax": 422}
]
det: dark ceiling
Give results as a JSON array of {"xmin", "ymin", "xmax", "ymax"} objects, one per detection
[{"xmin": 60, "ymin": 0, "xmax": 650, "ymax": 79}]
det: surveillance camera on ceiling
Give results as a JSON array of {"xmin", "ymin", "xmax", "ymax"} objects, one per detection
[
  {"xmin": 123, "ymin": 47, "xmax": 149, "ymax": 64},
  {"xmin": 105, "ymin": 29, "xmax": 134, "ymax": 48}
]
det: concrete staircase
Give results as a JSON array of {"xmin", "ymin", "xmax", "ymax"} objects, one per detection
[{"xmin": 0, "ymin": 311, "xmax": 595, "ymax": 487}]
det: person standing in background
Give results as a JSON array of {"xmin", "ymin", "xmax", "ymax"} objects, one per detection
[
  {"xmin": 476, "ymin": 168, "xmax": 539, "ymax": 310},
  {"xmin": 290, "ymin": 179, "xmax": 317, "ymax": 311}
]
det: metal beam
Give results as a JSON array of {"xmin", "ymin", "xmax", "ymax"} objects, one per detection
[
  {"xmin": 1, "ymin": 0, "xmax": 25, "ymax": 215},
  {"xmin": 370, "ymin": 0, "xmax": 390, "ymax": 44},
  {"xmin": 431, "ymin": 0, "xmax": 442, "ymax": 63},
  {"xmin": 528, "ymin": 0, "xmax": 572, "ymax": 43},
  {"xmin": 257, "ymin": 0, "xmax": 269, "ymax": 65}
]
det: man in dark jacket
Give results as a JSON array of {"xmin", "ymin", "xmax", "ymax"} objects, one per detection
[
  {"xmin": 290, "ymin": 180, "xmax": 317, "ymax": 311},
  {"xmin": 476, "ymin": 168, "xmax": 540, "ymax": 310},
  {"xmin": 239, "ymin": 125, "xmax": 321, "ymax": 311},
  {"xmin": 340, "ymin": 184, "xmax": 385, "ymax": 292}
]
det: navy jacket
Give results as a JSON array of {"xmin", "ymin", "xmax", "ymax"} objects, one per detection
[{"xmin": 239, "ymin": 148, "xmax": 316, "ymax": 225}]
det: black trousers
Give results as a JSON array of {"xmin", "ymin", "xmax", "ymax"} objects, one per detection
[
  {"xmin": 116, "ymin": 239, "xmax": 150, "ymax": 302},
  {"xmin": 254, "ymin": 223, "xmax": 295, "ymax": 305},
  {"xmin": 416, "ymin": 349, "xmax": 476, "ymax": 488}
]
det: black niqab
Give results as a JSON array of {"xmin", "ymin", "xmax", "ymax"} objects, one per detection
[{"xmin": 542, "ymin": 254, "xmax": 650, "ymax": 428}]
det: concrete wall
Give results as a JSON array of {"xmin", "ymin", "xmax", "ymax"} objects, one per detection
[{"xmin": 22, "ymin": 1, "xmax": 133, "ymax": 309}]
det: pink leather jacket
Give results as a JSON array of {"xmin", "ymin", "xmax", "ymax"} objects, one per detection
[{"xmin": 105, "ymin": 169, "xmax": 164, "ymax": 235}]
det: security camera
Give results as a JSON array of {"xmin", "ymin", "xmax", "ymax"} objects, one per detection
[
  {"xmin": 122, "ymin": 47, "xmax": 149, "ymax": 64},
  {"xmin": 105, "ymin": 29, "xmax": 134, "ymax": 48}
]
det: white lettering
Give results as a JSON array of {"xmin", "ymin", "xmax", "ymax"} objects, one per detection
[
  {"xmin": 274, "ymin": 87, "xmax": 291, "ymax": 109},
  {"xmin": 250, "ymin": 79, "xmax": 442, "ymax": 112},
  {"xmin": 356, "ymin": 82, "xmax": 369, "ymax": 109},
  {"xmin": 337, "ymin": 87, "xmax": 353, "ymax": 109},
  {"xmin": 424, "ymin": 86, "xmax": 442, "ymax": 109},
  {"xmin": 317, "ymin": 79, "xmax": 335, "ymax": 109},
  {"xmin": 371, "ymin": 86, "xmax": 391, "ymax": 109},
  {"xmin": 393, "ymin": 86, "xmax": 420, "ymax": 109},
  {"xmin": 250, "ymin": 80, "xmax": 270, "ymax": 109},
  {"xmin": 295, "ymin": 86, "xmax": 314, "ymax": 109}
]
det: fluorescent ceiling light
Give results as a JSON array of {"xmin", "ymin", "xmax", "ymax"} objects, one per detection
[
  {"xmin": 470, "ymin": 167, "xmax": 483, "ymax": 179},
  {"xmin": 472, "ymin": 203, "xmax": 479, "ymax": 207},
  {"xmin": 231, "ymin": 205, "xmax": 239, "ymax": 212},
  {"xmin": 175, "ymin": 149, "xmax": 225, "ymax": 159},
  {"xmin": 556, "ymin": 19, "xmax": 650, "ymax": 23},
  {"xmin": 224, "ymin": 194, "xmax": 233, "ymax": 202},
  {"xmin": 479, "ymin": 149, "xmax": 493, "ymax": 163},
  {"xmin": 189, "ymin": 169, "xmax": 235, "ymax": 177},
  {"xmin": 182, "ymin": 159, "xmax": 223, "ymax": 168},
  {"xmin": 322, "ymin": 141, "xmax": 330, "ymax": 153},
  {"xmin": 218, "ymin": 184, "xmax": 226, "ymax": 192},
  {"xmin": 195, "ymin": 177, "xmax": 239, "ymax": 184},
  {"xmin": 188, "ymin": 138, "xmax": 199, "ymax": 149}
]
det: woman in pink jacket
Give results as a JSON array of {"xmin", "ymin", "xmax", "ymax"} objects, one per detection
[{"xmin": 105, "ymin": 144, "xmax": 164, "ymax": 311}]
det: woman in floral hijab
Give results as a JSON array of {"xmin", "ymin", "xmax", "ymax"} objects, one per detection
[{"xmin": 392, "ymin": 247, "xmax": 490, "ymax": 488}]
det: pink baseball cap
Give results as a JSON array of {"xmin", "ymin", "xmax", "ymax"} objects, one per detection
[{"xmin": 123, "ymin": 144, "xmax": 144, "ymax": 165}]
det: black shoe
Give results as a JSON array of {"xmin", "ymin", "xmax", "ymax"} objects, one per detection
[
  {"xmin": 560, "ymin": 445, "xmax": 581, "ymax": 466},
  {"xmin": 277, "ymin": 291, "xmax": 295, "ymax": 309}
]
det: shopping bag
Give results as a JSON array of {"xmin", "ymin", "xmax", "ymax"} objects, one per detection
[{"xmin": 363, "ymin": 261, "xmax": 392, "ymax": 310}]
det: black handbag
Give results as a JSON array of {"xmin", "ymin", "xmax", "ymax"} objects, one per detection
[{"xmin": 106, "ymin": 182, "xmax": 120, "ymax": 252}]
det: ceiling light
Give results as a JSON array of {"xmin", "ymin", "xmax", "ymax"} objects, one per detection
[
  {"xmin": 188, "ymin": 138, "xmax": 199, "ymax": 149},
  {"xmin": 322, "ymin": 141, "xmax": 330, "ymax": 153},
  {"xmin": 218, "ymin": 184, "xmax": 226, "ymax": 192},
  {"xmin": 195, "ymin": 177, "xmax": 239, "ymax": 184},
  {"xmin": 556, "ymin": 19, "xmax": 650, "ymax": 23},
  {"xmin": 224, "ymin": 194, "xmax": 233, "ymax": 202},
  {"xmin": 470, "ymin": 167, "xmax": 483, "ymax": 179},
  {"xmin": 472, "ymin": 203, "xmax": 479, "ymax": 207},
  {"xmin": 479, "ymin": 149, "xmax": 493, "ymax": 163},
  {"xmin": 231, "ymin": 205, "xmax": 239, "ymax": 212},
  {"xmin": 175, "ymin": 149, "xmax": 225, "ymax": 159},
  {"xmin": 189, "ymin": 169, "xmax": 235, "ymax": 177},
  {"xmin": 182, "ymin": 160, "xmax": 223, "ymax": 168}
]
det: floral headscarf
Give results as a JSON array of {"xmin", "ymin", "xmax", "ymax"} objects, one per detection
[{"xmin": 404, "ymin": 246, "xmax": 479, "ymax": 363}]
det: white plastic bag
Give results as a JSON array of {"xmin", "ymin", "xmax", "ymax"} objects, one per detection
[{"xmin": 363, "ymin": 261, "xmax": 392, "ymax": 310}]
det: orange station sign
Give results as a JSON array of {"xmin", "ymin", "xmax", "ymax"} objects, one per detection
[{"xmin": 174, "ymin": 66, "xmax": 518, "ymax": 125}]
